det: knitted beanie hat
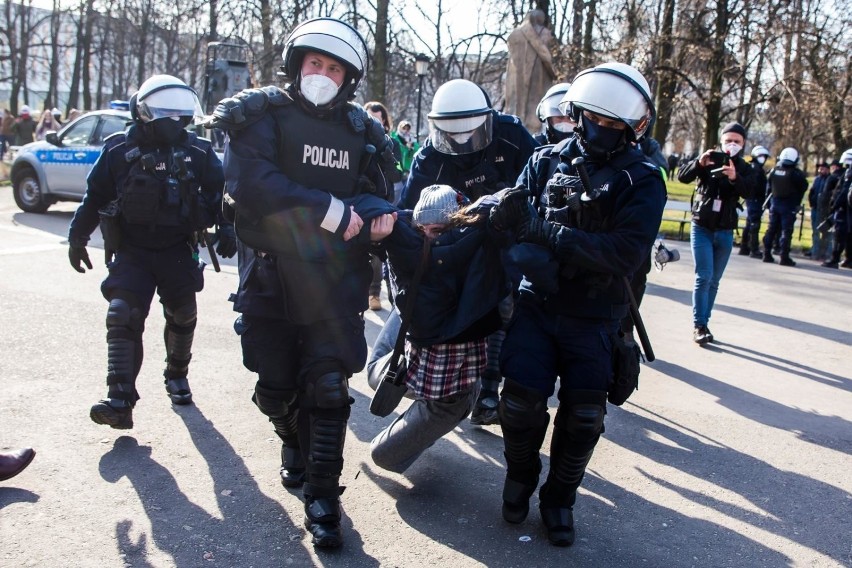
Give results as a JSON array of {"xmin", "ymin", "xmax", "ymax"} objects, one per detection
[
  {"xmin": 721, "ymin": 122, "xmax": 746, "ymax": 138},
  {"xmin": 413, "ymin": 184, "xmax": 460, "ymax": 226}
]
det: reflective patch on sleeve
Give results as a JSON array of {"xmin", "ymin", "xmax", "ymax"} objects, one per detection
[{"xmin": 320, "ymin": 196, "xmax": 345, "ymax": 233}]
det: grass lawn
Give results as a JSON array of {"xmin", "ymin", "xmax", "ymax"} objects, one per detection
[{"xmin": 664, "ymin": 177, "xmax": 814, "ymax": 252}]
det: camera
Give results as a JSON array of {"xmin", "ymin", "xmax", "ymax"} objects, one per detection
[
  {"xmin": 708, "ymin": 151, "xmax": 730, "ymax": 178},
  {"xmin": 653, "ymin": 240, "xmax": 680, "ymax": 271}
]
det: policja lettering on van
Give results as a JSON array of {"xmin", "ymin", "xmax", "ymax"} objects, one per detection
[{"xmin": 302, "ymin": 144, "xmax": 351, "ymax": 170}]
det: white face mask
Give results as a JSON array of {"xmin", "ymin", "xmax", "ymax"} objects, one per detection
[
  {"xmin": 724, "ymin": 142, "xmax": 743, "ymax": 156},
  {"xmin": 756, "ymin": 156, "xmax": 767, "ymax": 165},
  {"xmin": 300, "ymin": 74, "xmax": 340, "ymax": 106},
  {"xmin": 553, "ymin": 122, "xmax": 574, "ymax": 133},
  {"xmin": 449, "ymin": 131, "xmax": 474, "ymax": 144}
]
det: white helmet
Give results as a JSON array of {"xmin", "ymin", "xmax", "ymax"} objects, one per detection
[
  {"xmin": 559, "ymin": 62, "xmax": 655, "ymax": 143},
  {"xmin": 132, "ymin": 74, "xmax": 202, "ymax": 124},
  {"xmin": 427, "ymin": 79, "xmax": 493, "ymax": 155},
  {"xmin": 536, "ymin": 82, "xmax": 572, "ymax": 122},
  {"xmin": 778, "ymin": 147, "xmax": 799, "ymax": 167},
  {"xmin": 281, "ymin": 17, "xmax": 368, "ymax": 101},
  {"xmin": 841, "ymin": 148, "xmax": 852, "ymax": 165},
  {"xmin": 751, "ymin": 145, "xmax": 770, "ymax": 158}
]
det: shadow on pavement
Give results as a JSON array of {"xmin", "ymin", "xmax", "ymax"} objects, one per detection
[
  {"xmin": 605, "ymin": 404, "xmax": 848, "ymax": 565},
  {"xmin": 0, "ymin": 487, "xmax": 39, "ymax": 509},
  {"xmin": 709, "ymin": 340, "xmax": 852, "ymax": 393},
  {"xmin": 97, "ymin": 404, "xmax": 320, "ymax": 568},
  {"xmin": 652, "ymin": 358, "xmax": 851, "ymax": 453},
  {"xmin": 360, "ymin": 424, "xmax": 792, "ymax": 566},
  {"xmin": 648, "ymin": 283, "xmax": 851, "ymax": 345}
]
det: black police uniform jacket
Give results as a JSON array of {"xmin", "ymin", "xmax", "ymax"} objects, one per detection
[
  {"xmin": 768, "ymin": 164, "xmax": 808, "ymax": 207},
  {"xmin": 678, "ymin": 153, "xmax": 757, "ymax": 231},
  {"xmin": 380, "ymin": 195, "xmax": 510, "ymax": 347},
  {"xmin": 68, "ymin": 125, "xmax": 224, "ymax": 250},
  {"xmin": 515, "ymin": 138, "xmax": 667, "ymax": 320},
  {"xmin": 400, "ymin": 110, "xmax": 538, "ymax": 209},
  {"xmin": 223, "ymin": 87, "xmax": 396, "ymax": 324}
]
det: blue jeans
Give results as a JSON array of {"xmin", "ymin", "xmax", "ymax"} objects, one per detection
[{"xmin": 690, "ymin": 222, "xmax": 733, "ymax": 327}]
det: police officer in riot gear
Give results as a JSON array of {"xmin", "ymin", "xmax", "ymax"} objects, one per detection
[
  {"xmin": 533, "ymin": 82, "xmax": 575, "ymax": 146},
  {"xmin": 489, "ymin": 62, "xmax": 666, "ymax": 546},
  {"xmin": 739, "ymin": 145, "xmax": 770, "ymax": 258},
  {"xmin": 762, "ymin": 147, "xmax": 808, "ymax": 266},
  {"xmin": 400, "ymin": 78, "xmax": 537, "ymax": 426},
  {"xmin": 67, "ymin": 74, "xmax": 235, "ymax": 429},
  {"xmin": 211, "ymin": 17, "xmax": 397, "ymax": 549}
]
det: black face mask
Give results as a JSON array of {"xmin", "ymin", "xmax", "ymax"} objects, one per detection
[
  {"xmin": 579, "ymin": 117, "xmax": 627, "ymax": 159},
  {"xmin": 147, "ymin": 117, "xmax": 188, "ymax": 144}
]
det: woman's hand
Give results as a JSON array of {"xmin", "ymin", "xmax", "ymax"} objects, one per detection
[{"xmin": 370, "ymin": 212, "xmax": 397, "ymax": 242}]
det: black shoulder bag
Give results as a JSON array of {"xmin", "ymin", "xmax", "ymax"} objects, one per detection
[{"xmin": 370, "ymin": 237, "xmax": 431, "ymax": 417}]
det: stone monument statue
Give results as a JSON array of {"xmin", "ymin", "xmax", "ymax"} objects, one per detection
[{"xmin": 504, "ymin": 9, "xmax": 557, "ymax": 132}]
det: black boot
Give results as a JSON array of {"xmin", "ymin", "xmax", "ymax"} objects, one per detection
[
  {"xmin": 163, "ymin": 308, "xmax": 195, "ymax": 405},
  {"xmin": 280, "ymin": 445, "xmax": 305, "ymax": 488},
  {"xmin": 779, "ymin": 256, "xmax": 796, "ymax": 267},
  {"xmin": 539, "ymin": 391, "xmax": 606, "ymax": 547},
  {"xmin": 498, "ymin": 380, "xmax": 549, "ymax": 524},
  {"xmin": 762, "ymin": 251, "xmax": 775, "ymax": 263},
  {"xmin": 304, "ymin": 483, "xmax": 344, "ymax": 548},
  {"xmin": 90, "ymin": 398, "xmax": 134, "ymax": 429},
  {"xmin": 470, "ymin": 371, "xmax": 501, "ymax": 426}
]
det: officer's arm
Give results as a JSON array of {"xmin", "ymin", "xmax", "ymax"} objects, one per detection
[
  {"xmin": 68, "ymin": 146, "xmax": 116, "ymax": 244},
  {"xmin": 549, "ymin": 173, "xmax": 666, "ymax": 276},
  {"xmin": 224, "ymin": 117, "xmax": 352, "ymax": 237}
]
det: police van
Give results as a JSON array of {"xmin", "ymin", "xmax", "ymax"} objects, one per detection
[{"xmin": 10, "ymin": 108, "xmax": 131, "ymax": 213}]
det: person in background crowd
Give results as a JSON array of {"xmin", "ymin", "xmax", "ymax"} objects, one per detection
[
  {"xmin": 739, "ymin": 145, "xmax": 770, "ymax": 258},
  {"xmin": 392, "ymin": 120, "xmax": 419, "ymax": 193},
  {"xmin": 762, "ymin": 147, "xmax": 808, "ymax": 267},
  {"xmin": 364, "ymin": 101, "xmax": 403, "ymax": 311},
  {"xmin": 35, "ymin": 109, "xmax": 60, "ymax": 141},
  {"xmin": 0, "ymin": 109, "xmax": 15, "ymax": 159},
  {"xmin": 12, "ymin": 106, "xmax": 36, "ymax": 146},
  {"xmin": 807, "ymin": 162, "xmax": 831, "ymax": 261},
  {"xmin": 532, "ymin": 82, "xmax": 574, "ymax": 146},
  {"xmin": 818, "ymin": 159, "xmax": 843, "ymax": 264},
  {"xmin": 821, "ymin": 151, "xmax": 852, "ymax": 268},
  {"xmin": 678, "ymin": 122, "xmax": 757, "ymax": 345}
]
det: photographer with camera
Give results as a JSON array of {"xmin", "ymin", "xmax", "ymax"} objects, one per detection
[{"xmin": 678, "ymin": 122, "xmax": 758, "ymax": 345}]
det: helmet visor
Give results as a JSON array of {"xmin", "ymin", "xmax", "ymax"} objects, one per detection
[
  {"xmin": 429, "ymin": 113, "xmax": 492, "ymax": 155},
  {"xmin": 137, "ymin": 87, "xmax": 204, "ymax": 124}
]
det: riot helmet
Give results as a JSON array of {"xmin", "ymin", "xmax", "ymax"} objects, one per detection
[
  {"xmin": 281, "ymin": 18, "xmax": 368, "ymax": 105},
  {"xmin": 536, "ymin": 82, "xmax": 575, "ymax": 143},
  {"xmin": 131, "ymin": 74, "xmax": 202, "ymax": 125},
  {"xmin": 778, "ymin": 147, "xmax": 799, "ymax": 167},
  {"xmin": 751, "ymin": 145, "xmax": 770, "ymax": 166},
  {"xmin": 841, "ymin": 148, "xmax": 852, "ymax": 166},
  {"xmin": 559, "ymin": 62, "xmax": 655, "ymax": 159},
  {"xmin": 427, "ymin": 79, "xmax": 493, "ymax": 155}
]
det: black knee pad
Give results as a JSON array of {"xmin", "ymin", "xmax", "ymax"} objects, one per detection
[
  {"xmin": 107, "ymin": 298, "xmax": 143, "ymax": 332},
  {"xmin": 499, "ymin": 379, "xmax": 549, "ymax": 430},
  {"xmin": 164, "ymin": 299, "xmax": 197, "ymax": 328},
  {"xmin": 555, "ymin": 389, "xmax": 607, "ymax": 445},
  {"xmin": 304, "ymin": 371, "xmax": 350, "ymax": 410},
  {"xmin": 253, "ymin": 384, "xmax": 298, "ymax": 418}
]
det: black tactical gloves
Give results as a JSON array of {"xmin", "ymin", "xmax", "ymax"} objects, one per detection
[
  {"xmin": 214, "ymin": 224, "xmax": 237, "ymax": 258},
  {"xmin": 489, "ymin": 185, "xmax": 531, "ymax": 231},
  {"xmin": 68, "ymin": 243, "xmax": 93, "ymax": 273},
  {"xmin": 519, "ymin": 217, "xmax": 561, "ymax": 250}
]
